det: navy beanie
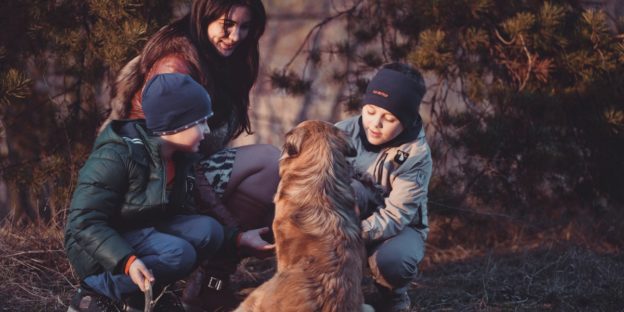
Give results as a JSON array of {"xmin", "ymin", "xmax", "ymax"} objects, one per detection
[
  {"xmin": 142, "ymin": 73, "xmax": 213, "ymax": 135},
  {"xmin": 362, "ymin": 67, "xmax": 426, "ymax": 128}
]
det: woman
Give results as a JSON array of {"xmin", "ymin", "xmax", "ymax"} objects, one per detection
[{"xmin": 101, "ymin": 0, "xmax": 278, "ymax": 310}]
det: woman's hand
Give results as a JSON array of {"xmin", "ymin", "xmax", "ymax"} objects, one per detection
[
  {"xmin": 238, "ymin": 227, "xmax": 275, "ymax": 259},
  {"xmin": 128, "ymin": 258, "xmax": 155, "ymax": 292}
]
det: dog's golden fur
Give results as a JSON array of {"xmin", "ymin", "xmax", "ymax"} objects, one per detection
[{"xmin": 235, "ymin": 120, "xmax": 367, "ymax": 312}]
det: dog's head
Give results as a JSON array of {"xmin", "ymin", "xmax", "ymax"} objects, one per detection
[
  {"xmin": 281, "ymin": 120, "xmax": 356, "ymax": 164},
  {"xmin": 276, "ymin": 120, "xmax": 361, "ymax": 243}
]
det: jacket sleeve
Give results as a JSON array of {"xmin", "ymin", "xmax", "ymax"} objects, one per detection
[
  {"xmin": 361, "ymin": 150, "xmax": 432, "ymax": 242},
  {"xmin": 66, "ymin": 146, "xmax": 134, "ymax": 274}
]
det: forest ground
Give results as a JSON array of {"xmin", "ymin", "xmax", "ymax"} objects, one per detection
[{"xmin": 1, "ymin": 216, "xmax": 622, "ymax": 312}]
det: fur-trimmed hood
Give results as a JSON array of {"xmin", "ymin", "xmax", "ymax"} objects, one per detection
[{"xmin": 100, "ymin": 29, "xmax": 203, "ymax": 133}]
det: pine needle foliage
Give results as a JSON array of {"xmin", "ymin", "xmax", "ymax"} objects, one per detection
[{"xmin": 0, "ymin": 0, "xmax": 182, "ymax": 225}]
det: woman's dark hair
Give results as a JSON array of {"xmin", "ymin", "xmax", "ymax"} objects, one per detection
[
  {"xmin": 139, "ymin": 0, "xmax": 266, "ymax": 138},
  {"xmin": 189, "ymin": 0, "xmax": 267, "ymax": 136}
]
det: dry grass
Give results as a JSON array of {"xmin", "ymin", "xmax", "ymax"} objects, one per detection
[
  {"xmin": 1, "ymin": 215, "xmax": 623, "ymax": 312},
  {"xmin": 411, "ymin": 244, "xmax": 624, "ymax": 311},
  {"xmin": 231, "ymin": 243, "xmax": 624, "ymax": 312},
  {"xmin": 0, "ymin": 223, "xmax": 74, "ymax": 312}
]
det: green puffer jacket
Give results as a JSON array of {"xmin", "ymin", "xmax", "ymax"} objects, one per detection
[{"xmin": 64, "ymin": 120, "xmax": 202, "ymax": 279}]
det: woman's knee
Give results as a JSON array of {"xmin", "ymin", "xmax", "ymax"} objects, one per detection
[
  {"xmin": 226, "ymin": 144, "xmax": 279, "ymax": 197},
  {"xmin": 251, "ymin": 144, "xmax": 280, "ymax": 184},
  {"xmin": 252, "ymin": 144, "xmax": 280, "ymax": 166},
  {"xmin": 234, "ymin": 144, "xmax": 280, "ymax": 175},
  {"xmin": 231, "ymin": 144, "xmax": 279, "ymax": 197}
]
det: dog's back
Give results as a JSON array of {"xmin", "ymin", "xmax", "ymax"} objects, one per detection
[{"xmin": 236, "ymin": 121, "xmax": 367, "ymax": 312}]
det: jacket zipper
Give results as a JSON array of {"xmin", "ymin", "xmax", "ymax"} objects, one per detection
[
  {"xmin": 374, "ymin": 150, "xmax": 389, "ymax": 185},
  {"xmin": 161, "ymin": 158, "xmax": 168, "ymax": 206}
]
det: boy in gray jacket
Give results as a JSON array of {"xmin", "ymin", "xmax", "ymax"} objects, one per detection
[{"xmin": 336, "ymin": 63, "xmax": 432, "ymax": 312}]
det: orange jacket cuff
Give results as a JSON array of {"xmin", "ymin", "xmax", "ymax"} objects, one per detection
[{"xmin": 124, "ymin": 255, "xmax": 137, "ymax": 275}]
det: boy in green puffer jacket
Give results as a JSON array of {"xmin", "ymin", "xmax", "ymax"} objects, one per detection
[{"xmin": 65, "ymin": 73, "xmax": 273, "ymax": 311}]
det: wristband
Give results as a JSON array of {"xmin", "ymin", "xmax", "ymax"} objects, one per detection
[{"xmin": 124, "ymin": 255, "xmax": 137, "ymax": 275}]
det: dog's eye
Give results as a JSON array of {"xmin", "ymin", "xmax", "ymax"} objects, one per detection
[{"xmin": 284, "ymin": 142, "xmax": 299, "ymax": 157}]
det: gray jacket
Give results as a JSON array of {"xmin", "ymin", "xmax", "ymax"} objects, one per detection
[{"xmin": 336, "ymin": 116, "xmax": 432, "ymax": 241}]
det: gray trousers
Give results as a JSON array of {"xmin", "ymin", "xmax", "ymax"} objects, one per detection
[
  {"xmin": 352, "ymin": 179, "xmax": 426, "ymax": 290},
  {"xmin": 367, "ymin": 227, "xmax": 425, "ymax": 289}
]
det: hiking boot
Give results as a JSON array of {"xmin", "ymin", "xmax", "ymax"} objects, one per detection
[
  {"xmin": 181, "ymin": 268, "xmax": 237, "ymax": 312},
  {"xmin": 67, "ymin": 288, "xmax": 122, "ymax": 312},
  {"xmin": 375, "ymin": 285, "xmax": 411, "ymax": 312}
]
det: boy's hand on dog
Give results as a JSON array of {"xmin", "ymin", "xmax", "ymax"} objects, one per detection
[
  {"xmin": 238, "ymin": 227, "xmax": 275, "ymax": 259},
  {"xmin": 128, "ymin": 258, "xmax": 155, "ymax": 292}
]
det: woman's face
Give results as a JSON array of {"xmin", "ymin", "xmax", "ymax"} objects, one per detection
[
  {"xmin": 361, "ymin": 104, "xmax": 404, "ymax": 145},
  {"xmin": 206, "ymin": 5, "xmax": 252, "ymax": 57}
]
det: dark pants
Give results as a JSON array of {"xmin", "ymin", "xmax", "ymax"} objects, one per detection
[
  {"xmin": 83, "ymin": 215, "xmax": 223, "ymax": 301},
  {"xmin": 367, "ymin": 227, "xmax": 425, "ymax": 289},
  {"xmin": 352, "ymin": 179, "xmax": 426, "ymax": 290}
]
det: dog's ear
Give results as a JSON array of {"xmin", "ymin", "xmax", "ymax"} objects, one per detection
[
  {"xmin": 281, "ymin": 127, "xmax": 305, "ymax": 159},
  {"xmin": 282, "ymin": 142, "xmax": 299, "ymax": 159}
]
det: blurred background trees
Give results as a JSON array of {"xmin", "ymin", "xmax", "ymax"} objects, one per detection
[
  {"xmin": 270, "ymin": 0, "xmax": 624, "ymax": 246},
  {"xmin": 0, "ymin": 0, "xmax": 623, "ymax": 247},
  {"xmin": 0, "ymin": 0, "xmax": 178, "ymax": 224}
]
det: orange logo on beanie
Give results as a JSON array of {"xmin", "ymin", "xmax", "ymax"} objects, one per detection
[{"xmin": 372, "ymin": 89, "xmax": 389, "ymax": 98}]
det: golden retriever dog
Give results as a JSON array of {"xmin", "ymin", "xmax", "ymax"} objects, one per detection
[{"xmin": 235, "ymin": 120, "xmax": 373, "ymax": 312}]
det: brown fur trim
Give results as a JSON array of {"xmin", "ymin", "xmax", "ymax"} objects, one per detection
[
  {"xmin": 98, "ymin": 56, "xmax": 142, "ymax": 133},
  {"xmin": 99, "ymin": 24, "xmax": 204, "ymax": 134}
]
